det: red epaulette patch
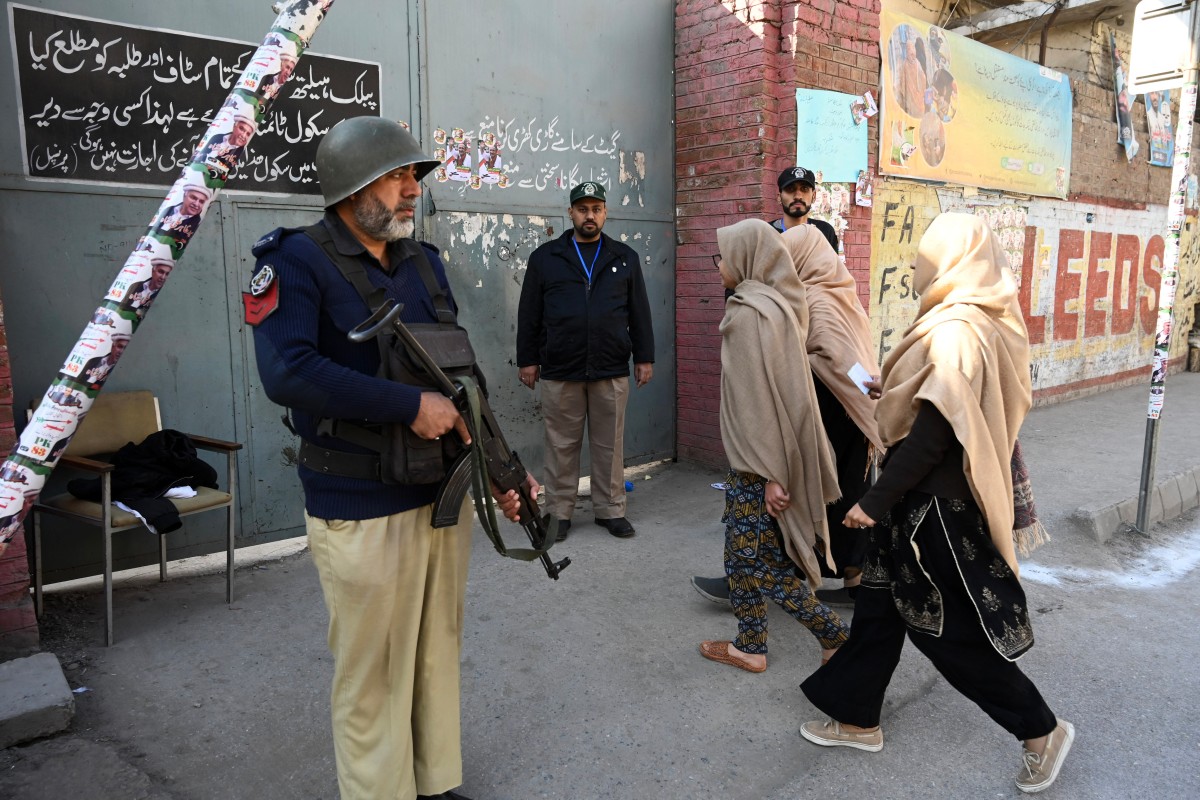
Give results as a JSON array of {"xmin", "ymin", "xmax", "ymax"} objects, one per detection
[{"xmin": 243, "ymin": 264, "xmax": 278, "ymax": 326}]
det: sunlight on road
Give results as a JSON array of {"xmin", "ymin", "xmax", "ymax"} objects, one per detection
[{"xmin": 1021, "ymin": 523, "xmax": 1200, "ymax": 589}]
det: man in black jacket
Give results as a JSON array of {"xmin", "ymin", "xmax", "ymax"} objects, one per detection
[
  {"xmin": 771, "ymin": 166, "xmax": 839, "ymax": 252},
  {"xmin": 517, "ymin": 181, "xmax": 654, "ymax": 541}
]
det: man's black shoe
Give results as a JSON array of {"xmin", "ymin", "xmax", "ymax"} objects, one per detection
[
  {"xmin": 691, "ymin": 575, "xmax": 731, "ymax": 605},
  {"xmin": 595, "ymin": 516, "xmax": 636, "ymax": 537},
  {"xmin": 555, "ymin": 518, "xmax": 572, "ymax": 542},
  {"xmin": 417, "ymin": 791, "xmax": 473, "ymax": 800}
]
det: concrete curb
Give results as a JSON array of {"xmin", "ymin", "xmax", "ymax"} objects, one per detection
[
  {"xmin": 1073, "ymin": 465, "xmax": 1200, "ymax": 543},
  {"xmin": 0, "ymin": 652, "xmax": 74, "ymax": 749}
]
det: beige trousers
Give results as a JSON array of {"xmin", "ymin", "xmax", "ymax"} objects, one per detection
[
  {"xmin": 540, "ymin": 377, "xmax": 629, "ymax": 520},
  {"xmin": 306, "ymin": 501, "xmax": 472, "ymax": 800}
]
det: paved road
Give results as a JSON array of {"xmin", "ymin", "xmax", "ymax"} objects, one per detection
[{"xmin": 4, "ymin": 373, "xmax": 1200, "ymax": 799}]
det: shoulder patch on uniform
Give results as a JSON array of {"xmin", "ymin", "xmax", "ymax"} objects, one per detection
[
  {"xmin": 251, "ymin": 227, "xmax": 285, "ymax": 257},
  {"xmin": 249, "ymin": 263, "xmax": 276, "ymax": 296},
  {"xmin": 243, "ymin": 264, "xmax": 279, "ymax": 326}
]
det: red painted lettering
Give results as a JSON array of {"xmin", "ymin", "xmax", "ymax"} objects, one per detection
[
  {"xmin": 1085, "ymin": 232, "xmax": 1112, "ymax": 338},
  {"xmin": 1111, "ymin": 234, "xmax": 1140, "ymax": 335},
  {"xmin": 1140, "ymin": 235, "xmax": 1164, "ymax": 334},
  {"xmin": 1019, "ymin": 226, "xmax": 1045, "ymax": 344},
  {"xmin": 1054, "ymin": 229, "xmax": 1084, "ymax": 341}
]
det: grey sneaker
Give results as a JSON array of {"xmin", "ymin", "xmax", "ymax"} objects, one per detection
[
  {"xmin": 1016, "ymin": 720, "xmax": 1075, "ymax": 793},
  {"xmin": 800, "ymin": 719, "xmax": 883, "ymax": 752},
  {"xmin": 690, "ymin": 575, "xmax": 731, "ymax": 605}
]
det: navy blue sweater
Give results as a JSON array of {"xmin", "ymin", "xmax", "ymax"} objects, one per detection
[{"xmin": 251, "ymin": 212, "xmax": 459, "ymax": 520}]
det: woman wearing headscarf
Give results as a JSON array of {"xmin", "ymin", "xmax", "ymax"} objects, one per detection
[
  {"xmin": 781, "ymin": 225, "xmax": 884, "ymax": 605},
  {"xmin": 799, "ymin": 214, "xmax": 1072, "ymax": 794},
  {"xmin": 698, "ymin": 219, "xmax": 847, "ymax": 673}
]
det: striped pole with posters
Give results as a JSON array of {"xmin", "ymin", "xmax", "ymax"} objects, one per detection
[{"xmin": 0, "ymin": 0, "xmax": 337, "ymax": 556}]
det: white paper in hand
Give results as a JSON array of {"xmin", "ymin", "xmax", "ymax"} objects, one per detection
[{"xmin": 847, "ymin": 362, "xmax": 873, "ymax": 395}]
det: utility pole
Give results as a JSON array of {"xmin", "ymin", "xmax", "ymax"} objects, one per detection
[{"xmin": 1129, "ymin": 0, "xmax": 1200, "ymax": 532}]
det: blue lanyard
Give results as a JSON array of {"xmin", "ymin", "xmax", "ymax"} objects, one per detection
[{"xmin": 572, "ymin": 236, "xmax": 602, "ymax": 284}]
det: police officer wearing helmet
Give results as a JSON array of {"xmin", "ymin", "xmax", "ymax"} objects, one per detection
[{"xmin": 247, "ymin": 116, "xmax": 534, "ymax": 800}]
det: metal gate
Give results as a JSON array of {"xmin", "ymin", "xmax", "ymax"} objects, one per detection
[{"xmin": 0, "ymin": 0, "xmax": 675, "ymax": 582}]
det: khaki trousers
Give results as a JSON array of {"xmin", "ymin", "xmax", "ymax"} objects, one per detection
[
  {"xmin": 306, "ymin": 501, "xmax": 472, "ymax": 800},
  {"xmin": 540, "ymin": 377, "xmax": 629, "ymax": 520}
]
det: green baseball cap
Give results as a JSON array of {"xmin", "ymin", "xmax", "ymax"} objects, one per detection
[{"xmin": 569, "ymin": 181, "xmax": 607, "ymax": 204}]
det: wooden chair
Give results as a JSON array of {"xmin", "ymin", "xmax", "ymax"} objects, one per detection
[{"xmin": 30, "ymin": 390, "xmax": 242, "ymax": 645}]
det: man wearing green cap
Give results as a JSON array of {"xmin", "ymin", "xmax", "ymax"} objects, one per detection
[{"xmin": 517, "ymin": 181, "xmax": 655, "ymax": 541}]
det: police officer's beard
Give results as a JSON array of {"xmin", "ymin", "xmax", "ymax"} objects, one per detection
[
  {"xmin": 354, "ymin": 193, "xmax": 416, "ymax": 241},
  {"xmin": 573, "ymin": 219, "xmax": 602, "ymax": 239}
]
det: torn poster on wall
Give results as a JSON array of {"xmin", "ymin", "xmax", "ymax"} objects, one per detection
[
  {"xmin": 431, "ymin": 115, "xmax": 621, "ymax": 194},
  {"xmin": 1111, "ymin": 32, "xmax": 1140, "ymax": 162},
  {"xmin": 1146, "ymin": 90, "xmax": 1175, "ymax": 167}
]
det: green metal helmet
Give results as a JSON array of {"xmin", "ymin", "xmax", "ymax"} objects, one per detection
[{"xmin": 315, "ymin": 117, "xmax": 441, "ymax": 208}]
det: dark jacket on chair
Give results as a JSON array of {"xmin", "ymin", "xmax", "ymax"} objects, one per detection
[{"xmin": 68, "ymin": 429, "xmax": 219, "ymax": 533}]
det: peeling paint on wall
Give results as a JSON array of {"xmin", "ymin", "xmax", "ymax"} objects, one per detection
[
  {"xmin": 868, "ymin": 180, "xmax": 942, "ymax": 363},
  {"xmin": 442, "ymin": 212, "xmax": 551, "ymax": 273},
  {"xmin": 618, "ymin": 149, "xmax": 647, "ymax": 208},
  {"xmin": 869, "ymin": 178, "xmax": 1200, "ymax": 396}
]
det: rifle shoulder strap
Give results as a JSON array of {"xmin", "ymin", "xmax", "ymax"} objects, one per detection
[
  {"xmin": 301, "ymin": 222, "xmax": 390, "ymax": 453},
  {"xmin": 303, "ymin": 223, "xmax": 455, "ymax": 326},
  {"xmin": 303, "ymin": 222, "xmax": 387, "ymax": 312}
]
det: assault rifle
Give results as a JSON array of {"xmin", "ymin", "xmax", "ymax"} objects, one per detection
[{"xmin": 348, "ymin": 300, "xmax": 570, "ymax": 580}]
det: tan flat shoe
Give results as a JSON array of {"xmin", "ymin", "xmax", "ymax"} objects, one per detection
[{"xmin": 699, "ymin": 640, "xmax": 766, "ymax": 673}]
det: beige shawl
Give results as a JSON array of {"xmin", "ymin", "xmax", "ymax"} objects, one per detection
[
  {"xmin": 717, "ymin": 219, "xmax": 840, "ymax": 586},
  {"xmin": 874, "ymin": 213, "xmax": 1031, "ymax": 576},
  {"xmin": 781, "ymin": 225, "xmax": 884, "ymax": 452}
]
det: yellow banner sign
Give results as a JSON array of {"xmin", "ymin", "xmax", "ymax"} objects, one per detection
[{"xmin": 880, "ymin": 10, "xmax": 1073, "ymax": 198}]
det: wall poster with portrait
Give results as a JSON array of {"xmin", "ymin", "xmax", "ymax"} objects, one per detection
[{"xmin": 880, "ymin": 9, "xmax": 1073, "ymax": 199}]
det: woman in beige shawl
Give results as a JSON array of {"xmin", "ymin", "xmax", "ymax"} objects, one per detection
[
  {"xmin": 698, "ymin": 219, "xmax": 847, "ymax": 674},
  {"xmin": 783, "ymin": 225, "xmax": 883, "ymax": 606},
  {"xmin": 799, "ymin": 214, "xmax": 1073, "ymax": 794}
]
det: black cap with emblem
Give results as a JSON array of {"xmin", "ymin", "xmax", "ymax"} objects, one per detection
[
  {"xmin": 777, "ymin": 166, "xmax": 817, "ymax": 191},
  {"xmin": 569, "ymin": 181, "xmax": 607, "ymax": 204}
]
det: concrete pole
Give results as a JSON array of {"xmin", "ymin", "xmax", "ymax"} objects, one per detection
[
  {"xmin": 1135, "ymin": 3, "xmax": 1200, "ymax": 533},
  {"xmin": 0, "ymin": 0, "xmax": 338, "ymax": 556}
]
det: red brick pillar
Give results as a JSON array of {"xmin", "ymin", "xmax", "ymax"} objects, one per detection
[
  {"xmin": 675, "ymin": 0, "xmax": 881, "ymax": 467},
  {"xmin": 0, "ymin": 294, "xmax": 40, "ymax": 657}
]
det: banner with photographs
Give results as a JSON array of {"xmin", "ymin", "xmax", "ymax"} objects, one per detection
[
  {"xmin": 1146, "ymin": 90, "xmax": 1175, "ymax": 167},
  {"xmin": 1110, "ymin": 32, "xmax": 1140, "ymax": 162},
  {"xmin": 880, "ymin": 9, "xmax": 1073, "ymax": 198},
  {"xmin": 9, "ymin": 3, "xmax": 377, "ymax": 195}
]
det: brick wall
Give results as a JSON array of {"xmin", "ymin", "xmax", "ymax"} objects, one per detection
[
  {"xmin": 0, "ymin": 294, "xmax": 38, "ymax": 658},
  {"xmin": 675, "ymin": 0, "xmax": 882, "ymax": 467},
  {"xmin": 1060, "ymin": 23, "xmax": 1180, "ymax": 205}
]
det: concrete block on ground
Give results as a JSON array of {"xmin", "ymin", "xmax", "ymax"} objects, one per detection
[
  {"xmin": 1117, "ymin": 497, "xmax": 1140, "ymax": 537},
  {"xmin": 1183, "ymin": 469, "xmax": 1200, "ymax": 513},
  {"xmin": 0, "ymin": 652, "xmax": 74, "ymax": 748},
  {"xmin": 1077, "ymin": 503, "xmax": 1121, "ymax": 543},
  {"xmin": 1162, "ymin": 477, "xmax": 1184, "ymax": 522},
  {"xmin": 1150, "ymin": 487, "xmax": 1164, "ymax": 524}
]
